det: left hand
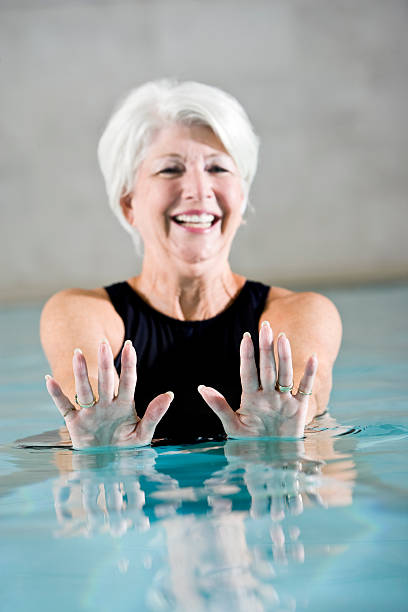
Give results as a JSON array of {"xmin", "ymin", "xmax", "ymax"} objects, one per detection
[{"xmin": 198, "ymin": 321, "xmax": 318, "ymax": 439}]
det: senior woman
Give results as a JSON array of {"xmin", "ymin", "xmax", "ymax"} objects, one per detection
[{"xmin": 41, "ymin": 79, "xmax": 342, "ymax": 449}]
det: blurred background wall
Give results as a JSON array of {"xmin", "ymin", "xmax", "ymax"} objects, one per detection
[{"xmin": 1, "ymin": 0, "xmax": 407, "ymax": 303}]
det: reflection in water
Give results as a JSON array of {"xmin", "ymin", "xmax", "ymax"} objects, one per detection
[{"xmin": 51, "ymin": 427, "xmax": 356, "ymax": 611}]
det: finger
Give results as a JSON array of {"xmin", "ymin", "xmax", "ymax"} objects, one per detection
[
  {"xmin": 270, "ymin": 496, "xmax": 286, "ymax": 522},
  {"xmin": 259, "ymin": 321, "xmax": 277, "ymax": 391},
  {"xmin": 244, "ymin": 468, "xmax": 270, "ymax": 518},
  {"xmin": 127, "ymin": 482, "xmax": 151, "ymax": 531},
  {"xmin": 240, "ymin": 332, "xmax": 259, "ymax": 393},
  {"xmin": 270, "ymin": 524, "xmax": 287, "ymax": 564},
  {"xmin": 286, "ymin": 493, "xmax": 304, "ymax": 516},
  {"xmin": 198, "ymin": 385, "xmax": 241, "ymax": 435},
  {"xmin": 98, "ymin": 339, "xmax": 115, "ymax": 402},
  {"xmin": 104, "ymin": 481, "xmax": 126, "ymax": 514},
  {"xmin": 102, "ymin": 482, "xmax": 132, "ymax": 536},
  {"xmin": 45, "ymin": 375, "xmax": 76, "ymax": 421},
  {"xmin": 117, "ymin": 340, "xmax": 137, "ymax": 403},
  {"xmin": 136, "ymin": 392, "xmax": 174, "ymax": 444},
  {"xmin": 295, "ymin": 353, "xmax": 318, "ymax": 401},
  {"xmin": 82, "ymin": 480, "xmax": 104, "ymax": 535},
  {"xmin": 72, "ymin": 349, "xmax": 95, "ymax": 406},
  {"xmin": 82, "ymin": 480, "xmax": 101, "ymax": 516},
  {"xmin": 291, "ymin": 539, "xmax": 305, "ymax": 564},
  {"xmin": 127, "ymin": 481, "xmax": 147, "ymax": 511},
  {"xmin": 276, "ymin": 333, "xmax": 293, "ymax": 391}
]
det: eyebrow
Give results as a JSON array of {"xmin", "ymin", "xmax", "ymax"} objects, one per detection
[{"xmin": 154, "ymin": 153, "xmax": 230, "ymax": 161}]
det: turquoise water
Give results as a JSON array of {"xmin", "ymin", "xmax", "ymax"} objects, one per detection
[{"xmin": 0, "ymin": 285, "xmax": 407, "ymax": 612}]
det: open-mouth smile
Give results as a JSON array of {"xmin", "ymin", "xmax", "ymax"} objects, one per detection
[{"xmin": 171, "ymin": 211, "xmax": 221, "ymax": 233}]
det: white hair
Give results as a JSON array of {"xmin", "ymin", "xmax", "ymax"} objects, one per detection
[{"xmin": 97, "ymin": 79, "xmax": 259, "ymax": 248}]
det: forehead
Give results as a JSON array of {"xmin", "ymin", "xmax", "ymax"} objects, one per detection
[{"xmin": 145, "ymin": 123, "xmax": 229, "ymax": 159}]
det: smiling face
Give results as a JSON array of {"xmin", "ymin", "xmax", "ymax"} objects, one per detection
[{"xmin": 121, "ymin": 123, "xmax": 245, "ymax": 268}]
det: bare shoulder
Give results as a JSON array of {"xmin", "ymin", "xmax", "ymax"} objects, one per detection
[
  {"xmin": 262, "ymin": 287, "xmax": 342, "ymax": 352},
  {"xmin": 265, "ymin": 287, "xmax": 341, "ymax": 323},
  {"xmin": 40, "ymin": 287, "xmax": 124, "ymax": 357},
  {"xmin": 42, "ymin": 286, "xmax": 112, "ymax": 312},
  {"xmin": 41, "ymin": 287, "xmax": 116, "ymax": 326}
]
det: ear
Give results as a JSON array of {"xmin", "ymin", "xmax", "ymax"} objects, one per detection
[{"xmin": 120, "ymin": 193, "xmax": 135, "ymax": 227}]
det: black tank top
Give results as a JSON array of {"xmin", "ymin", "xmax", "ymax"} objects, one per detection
[{"xmin": 104, "ymin": 280, "xmax": 270, "ymax": 442}]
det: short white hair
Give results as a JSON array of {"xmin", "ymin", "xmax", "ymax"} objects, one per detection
[{"xmin": 97, "ymin": 79, "xmax": 259, "ymax": 246}]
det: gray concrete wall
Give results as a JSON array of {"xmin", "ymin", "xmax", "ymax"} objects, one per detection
[{"xmin": 1, "ymin": 0, "xmax": 407, "ymax": 303}]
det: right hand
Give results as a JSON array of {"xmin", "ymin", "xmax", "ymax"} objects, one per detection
[{"xmin": 45, "ymin": 339, "xmax": 173, "ymax": 449}]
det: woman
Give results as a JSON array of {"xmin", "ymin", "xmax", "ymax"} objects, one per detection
[{"xmin": 41, "ymin": 79, "xmax": 342, "ymax": 449}]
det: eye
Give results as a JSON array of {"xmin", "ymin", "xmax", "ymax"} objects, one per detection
[
  {"xmin": 159, "ymin": 167, "xmax": 183, "ymax": 175},
  {"xmin": 208, "ymin": 165, "xmax": 228, "ymax": 173}
]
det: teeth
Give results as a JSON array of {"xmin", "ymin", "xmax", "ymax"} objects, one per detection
[
  {"xmin": 182, "ymin": 222, "xmax": 212, "ymax": 229},
  {"xmin": 174, "ymin": 213, "xmax": 215, "ymax": 223}
]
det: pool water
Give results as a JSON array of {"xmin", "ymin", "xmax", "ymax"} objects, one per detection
[{"xmin": 0, "ymin": 285, "xmax": 407, "ymax": 612}]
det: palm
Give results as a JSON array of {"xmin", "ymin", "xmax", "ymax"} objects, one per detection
[
  {"xmin": 237, "ymin": 389, "xmax": 305, "ymax": 438},
  {"xmin": 45, "ymin": 340, "xmax": 173, "ymax": 449},
  {"xmin": 64, "ymin": 397, "xmax": 139, "ymax": 448},
  {"xmin": 199, "ymin": 323, "xmax": 317, "ymax": 439}
]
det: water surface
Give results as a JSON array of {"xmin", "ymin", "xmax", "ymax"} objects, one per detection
[{"xmin": 0, "ymin": 285, "xmax": 407, "ymax": 611}]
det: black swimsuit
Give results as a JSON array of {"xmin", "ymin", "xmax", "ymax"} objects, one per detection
[{"xmin": 104, "ymin": 280, "xmax": 270, "ymax": 441}]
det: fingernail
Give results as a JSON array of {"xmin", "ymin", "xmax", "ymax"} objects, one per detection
[
  {"xmin": 277, "ymin": 332, "xmax": 286, "ymax": 339},
  {"xmin": 166, "ymin": 391, "xmax": 174, "ymax": 401},
  {"xmin": 261, "ymin": 320, "xmax": 270, "ymax": 328},
  {"xmin": 243, "ymin": 331, "xmax": 251, "ymax": 338},
  {"xmin": 100, "ymin": 337, "xmax": 109, "ymax": 345},
  {"xmin": 197, "ymin": 384, "xmax": 205, "ymax": 392},
  {"xmin": 74, "ymin": 348, "xmax": 82, "ymax": 355},
  {"xmin": 125, "ymin": 339, "xmax": 133, "ymax": 347},
  {"xmin": 44, "ymin": 374, "xmax": 52, "ymax": 381}
]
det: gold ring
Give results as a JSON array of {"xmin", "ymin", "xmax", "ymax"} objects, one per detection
[
  {"xmin": 275, "ymin": 381, "xmax": 294, "ymax": 393},
  {"xmin": 75, "ymin": 393, "xmax": 96, "ymax": 408},
  {"xmin": 298, "ymin": 388, "xmax": 313, "ymax": 396}
]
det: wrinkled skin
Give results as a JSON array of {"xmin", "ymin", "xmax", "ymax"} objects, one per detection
[
  {"xmin": 198, "ymin": 321, "xmax": 317, "ymax": 439},
  {"xmin": 45, "ymin": 340, "xmax": 173, "ymax": 449},
  {"xmin": 45, "ymin": 322, "xmax": 316, "ymax": 449}
]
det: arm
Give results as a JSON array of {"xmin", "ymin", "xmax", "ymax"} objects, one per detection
[
  {"xmin": 40, "ymin": 288, "xmax": 124, "ymax": 403},
  {"xmin": 198, "ymin": 291, "xmax": 342, "ymax": 439},
  {"xmin": 40, "ymin": 288, "xmax": 173, "ymax": 449}
]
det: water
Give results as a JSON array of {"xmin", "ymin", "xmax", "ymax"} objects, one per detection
[{"xmin": 1, "ymin": 285, "xmax": 407, "ymax": 612}]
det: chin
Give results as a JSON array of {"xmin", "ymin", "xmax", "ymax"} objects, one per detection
[{"xmin": 174, "ymin": 245, "xmax": 221, "ymax": 266}]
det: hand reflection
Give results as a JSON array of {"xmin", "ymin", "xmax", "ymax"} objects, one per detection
[
  {"xmin": 49, "ymin": 428, "xmax": 356, "ymax": 611},
  {"xmin": 204, "ymin": 435, "xmax": 355, "ymax": 569},
  {"xmin": 220, "ymin": 438, "xmax": 326, "ymax": 518},
  {"xmin": 53, "ymin": 447, "xmax": 180, "ymax": 538},
  {"xmin": 204, "ymin": 440, "xmax": 318, "ymax": 568},
  {"xmin": 52, "ymin": 425, "xmax": 355, "ymax": 541}
]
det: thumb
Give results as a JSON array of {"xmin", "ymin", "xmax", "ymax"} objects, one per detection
[
  {"xmin": 198, "ymin": 385, "xmax": 239, "ymax": 436},
  {"xmin": 137, "ymin": 391, "xmax": 174, "ymax": 443}
]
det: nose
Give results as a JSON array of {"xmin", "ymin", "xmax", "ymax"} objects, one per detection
[{"xmin": 181, "ymin": 165, "xmax": 213, "ymax": 202}]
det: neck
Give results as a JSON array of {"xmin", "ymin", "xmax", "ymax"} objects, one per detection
[{"xmin": 130, "ymin": 252, "xmax": 245, "ymax": 320}]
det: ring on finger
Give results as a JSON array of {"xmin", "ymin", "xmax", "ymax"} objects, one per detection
[
  {"xmin": 75, "ymin": 393, "xmax": 97, "ymax": 408},
  {"xmin": 62, "ymin": 407, "xmax": 74, "ymax": 418},
  {"xmin": 298, "ymin": 388, "xmax": 313, "ymax": 396},
  {"xmin": 275, "ymin": 381, "xmax": 294, "ymax": 393}
]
